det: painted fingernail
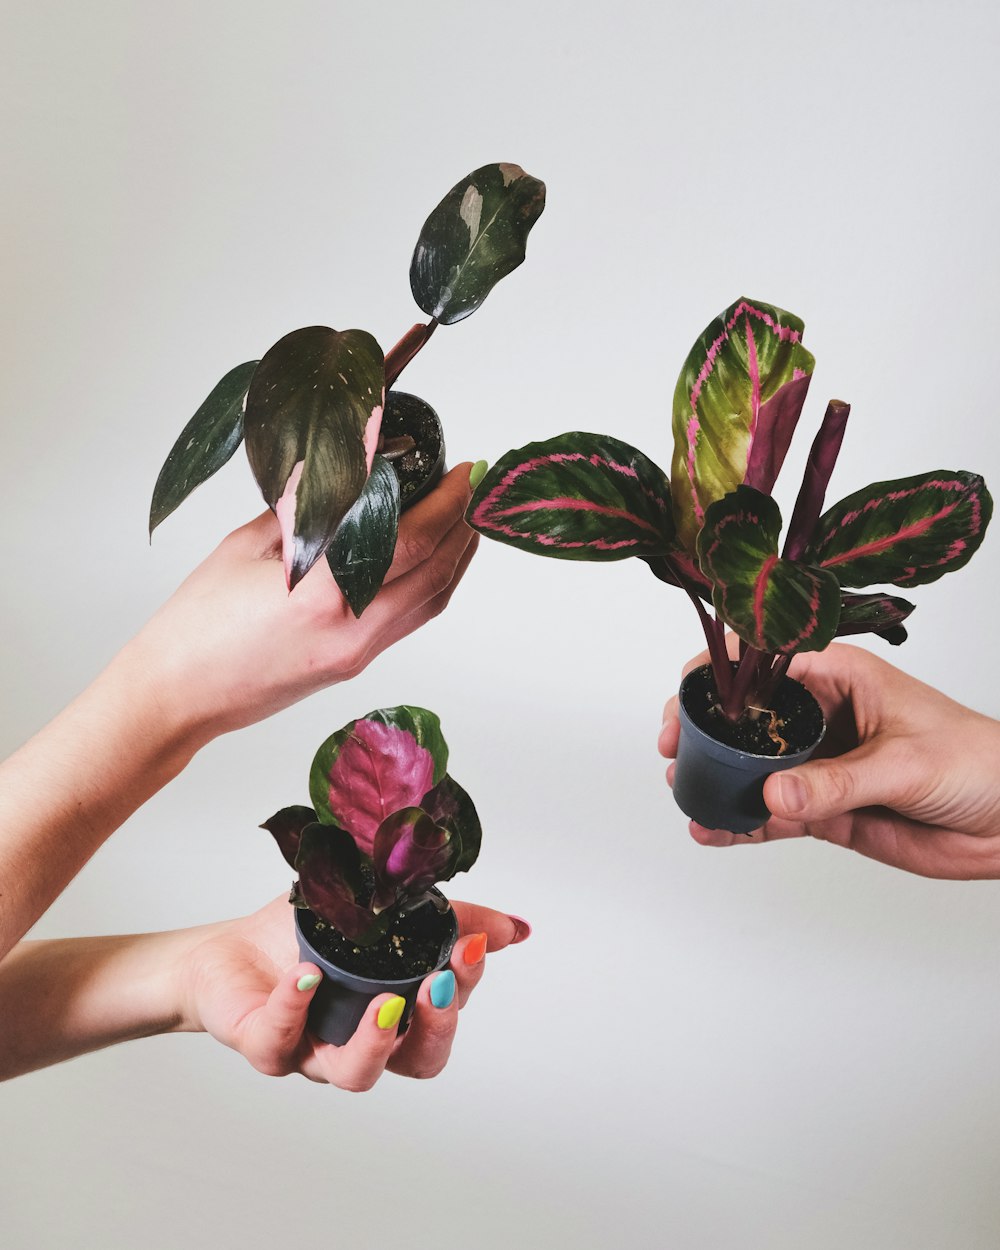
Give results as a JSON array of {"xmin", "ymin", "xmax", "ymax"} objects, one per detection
[
  {"xmin": 469, "ymin": 460, "xmax": 489, "ymax": 490},
  {"xmin": 775, "ymin": 773, "xmax": 807, "ymax": 814},
  {"xmin": 296, "ymin": 973, "xmax": 322, "ymax": 992},
  {"xmin": 508, "ymin": 915, "xmax": 532, "ymax": 944},
  {"xmin": 464, "ymin": 932, "xmax": 488, "ymax": 966},
  {"xmin": 377, "ymin": 996, "xmax": 407, "ymax": 1030},
  {"xmin": 430, "ymin": 970, "xmax": 456, "ymax": 1009}
]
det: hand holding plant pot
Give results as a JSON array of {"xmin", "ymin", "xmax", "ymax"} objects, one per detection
[
  {"xmin": 263, "ymin": 706, "xmax": 491, "ymax": 1045},
  {"xmin": 467, "ymin": 297, "xmax": 993, "ymax": 834}
]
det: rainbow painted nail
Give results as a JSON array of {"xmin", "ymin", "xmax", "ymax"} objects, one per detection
[
  {"xmin": 377, "ymin": 996, "xmax": 407, "ymax": 1030},
  {"xmin": 464, "ymin": 932, "xmax": 488, "ymax": 966}
]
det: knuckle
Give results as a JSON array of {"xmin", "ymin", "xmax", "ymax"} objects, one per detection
[
  {"xmin": 399, "ymin": 530, "xmax": 436, "ymax": 568},
  {"xmin": 338, "ymin": 1072, "xmax": 379, "ymax": 1094}
]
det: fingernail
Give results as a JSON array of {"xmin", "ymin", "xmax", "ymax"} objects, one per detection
[
  {"xmin": 377, "ymin": 996, "xmax": 407, "ymax": 1030},
  {"xmin": 464, "ymin": 932, "xmax": 488, "ymax": 966},
  {"xmin": 508, "ymin": 915, "xmax": 532, "ymax": 944},
  {"xmin": 296, "ymin": 973, "xmax": 322, "ymax": 992},
  {"xmin": 775, "ymin": 772, "xmax": 807, "ymax": 814},
  {"xmin": 468, "ymin": 460, "xmax": 489, "ymax": 490},
  {"xmin": 430, "ymin": 970, "xmax": 456, "ymax": 1009}
]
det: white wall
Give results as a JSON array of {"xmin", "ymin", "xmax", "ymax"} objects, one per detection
[{"xmin": 3, "ymin": 3, "xmax": 1000, "ymax": 1247}]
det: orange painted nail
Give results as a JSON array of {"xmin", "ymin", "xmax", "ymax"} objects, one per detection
[{"xmin": 464, "ymin": 932, "xmax": 488, "ymax": 966}]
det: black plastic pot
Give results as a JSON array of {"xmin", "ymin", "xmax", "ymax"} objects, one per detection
[
  {"xmin": 384, "ymin": 391, "xmax": 446, "ymax": 510},
  {"xmin": 672, "ymin": 667, "xmax": 826, "ymax": 835},
  {"xmin": 294, "ymin": 897, "xmax": 458, "ymax": 1047}
]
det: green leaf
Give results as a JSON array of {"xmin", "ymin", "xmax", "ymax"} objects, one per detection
[
  {"xmin": 808, "ymin": 470, "xmax": 993, "ymax": 587},
  {"xmin": 467, "ymin": 433, "xmax": 674, "ymax": 561},
  {"xmin": 671, "ymin": 298, "xmax": 815, "ymax": 552},
  {"xmin": 326, "ymin": 455, "xmax": 400, "ymax": 618},
  {"xmin": 410, "ymin": 163, "xmax": 546, "ymax": 325},
  {"xmin": 697, "ymin": 486, "xmax": 841, "ymax": 654},
  {"xmin": 149, "ymin": 360, "xmax": 259, "ymax": 536},
  {"xmin": 244, "ymin": 326, "xmax": 384, "ymax": 589}
]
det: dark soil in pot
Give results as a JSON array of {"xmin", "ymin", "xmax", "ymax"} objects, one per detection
[
  {"xmin": 382, "ymin": 390, "xmax": 446, "ymax": 508},
  {"xmin": 298, "ymin": 893, "xmax": 456, "ymax": 981},
  {"xmin": 681, "ymin": 663, "xmax": 825, "ymax": 757}
]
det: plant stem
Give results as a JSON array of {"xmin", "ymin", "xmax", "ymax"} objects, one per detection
[
  {"xmin": 663, "ymin": 554, "xmax": 733, "ymax": 706},
  {"xmin": 722, "ymin": 643, "xmax": 763, "ymax": 721},
  {"xmin": 384, "ymin": 320, "xmax": 438, "ymax": 390}
]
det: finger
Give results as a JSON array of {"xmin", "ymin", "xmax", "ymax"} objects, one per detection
[
  {"xmin": 239, "ymin": 962, "xmax": 321, "ymax": 1076},
  {"xmin": 383, "ymin": 463, "xmax": 475, "ymax": 583},
  {"xmin": 688, "ymin": 819, "xmax": 804, "ymax": 847},
  {"xmin": 301, "ymin": 993, "xmax": 407, "ymax": 1090},
  {"xmin": 762, "ymin": 738, "xmax": 905, "ymax": 824},
  {"xmin": 658, "ymin": 698, "xmax": 680, "ymax": 759},
  {"xmin": 386, "ymin": 971, "xmax": 459, "ymax": 1078},
  {"xmin": 450, "ymin": 901, "xmax": 530, "ymax": 950}
]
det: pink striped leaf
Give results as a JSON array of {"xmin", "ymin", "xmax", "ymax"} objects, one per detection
[
  {"xmin": 836, "ymin": 592, "xmax": 915, "ymax": 645},
  {"xmin": 671, "ymin": 298, "xmax": 815, "ymax": 553},
  {"xmin": 467, "ymin": 433, "xmax": 675, "ymax": 560},
  {"xmin": 809, "ymin": 470, "xmax": 993, "ymax": 588},
  {"xmin": 697, "ymin": 486, "xmax": 841, "ymax": 654}
]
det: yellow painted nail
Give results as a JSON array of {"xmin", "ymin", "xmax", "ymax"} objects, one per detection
[{"xmin": 377, "ymin": 996, "xmax": 407, "ymax": 1031}]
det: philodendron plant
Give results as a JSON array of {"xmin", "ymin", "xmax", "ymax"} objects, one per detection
[
  {"xmin": 262, "ymin": 706, "xmax": 481, "ymax": 948},
  {"xmin": 149, "ymin": 163, "xmax": 545, "ymax": 615},
  {"xmin": 468, "ymin": 296, "xmax": 993, "ymax": 745}
]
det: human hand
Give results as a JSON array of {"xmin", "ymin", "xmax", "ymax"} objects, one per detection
[
  {"xmin": 125, "ymin": 463, "xmax": 480, "ymax": 746},
  {"xmin": 658, "ymin": 639, "xmax": 1000, "ymax": 879},
  {"xmin": 177, "ymin": 895, "xmax": 530, "ymax": 1088}
]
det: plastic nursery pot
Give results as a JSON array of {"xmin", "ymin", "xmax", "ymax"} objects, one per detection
[
  {"xmin": 672, "ymin": 664, "xmax": 826, "ymax": 836},
  {"xmin": 384, "ymin": 390, "xmax": 446, "ymax": 511},
  {"xmin": 294, "ymin": 893, "xmax": 459, "ymax": 1047}
]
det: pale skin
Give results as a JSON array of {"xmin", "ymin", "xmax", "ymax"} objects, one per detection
[{"xmin": 659, "ymin": 639, "xmax": 1000, "ymax": 879}]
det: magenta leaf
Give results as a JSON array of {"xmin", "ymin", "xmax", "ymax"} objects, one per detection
[
  {"xmin": 260, "ymin": 804, "xmax": 318, "ymax": 870},
  {"xmin": 371, "ymin": 808, "xmax": 459, "ymax": 912}
]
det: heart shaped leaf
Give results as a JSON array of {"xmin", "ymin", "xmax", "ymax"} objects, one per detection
[
  {"xmin": 671, "ymin": 298, "xmax": 815, "ymax": 552},
  {"xmin": 309, "ymin": 707, "xmax": 449, "ymax": 855},
  {"xmin": 261, "ymin": 804, "xmax": 319, "ymax": 869},
  {"xmin": 808, "ymin": 470, "xmax": 993, "ymax": 587},
  {"xmin": 422, "ymin": 774, "xmax": 482, "ymax": 874},
  {"xmin": 244, "ymin": 326, "xmax": 384, "ymax": 589},
  {"xmin": 149, "ymin": 360, "xmax": 259, "ymax": 536},
  {"xmin": 698, "ymin": 486, "xmax": 841, "ymax": 654},
  {"xmin": 836, "ymin": 592, "xmax": 915, "ymax": 645},
  {"xmin": 371, "ymin": 808, "xmax": 459, "ymax": 912},
  {"xmin": 294, "ymin": 822, "xmax": 374, "ymax": 941},
  {"xmin": 467, "ymin": 433, "xmax": 675, "ymax": 561},
  {"xmin": 410, "ymin": 163, "xmax": 546, "ymax": 325},
  {"xmin": 326, "ymin": 454, "xmax": 400, "ymax": 618}
]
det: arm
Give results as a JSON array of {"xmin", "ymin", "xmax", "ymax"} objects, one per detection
[
  {"xmin": 0, "ymin": 896, "xmax": 530, "ymax": 1084},
  {"xmin": 659, "ymin": 641, "xmax": 1000, "ymax": 879}
]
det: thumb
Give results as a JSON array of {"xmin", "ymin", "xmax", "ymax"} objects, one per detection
[{"xmin": 764, "ymin": 741, "xmax": 893, "ymax": 822}]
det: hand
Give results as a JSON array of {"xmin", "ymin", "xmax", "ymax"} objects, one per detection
[
  {"xmin": 658, "ymin": 640, "xmax": 1000, "ymax": 879},
  {"xmin": 178, "ymin": 896, "xmax": 530, "ymax": 1088},
  {"xmin": 127, "ymin": 463, "xmax": 480, "ymax": 744}
]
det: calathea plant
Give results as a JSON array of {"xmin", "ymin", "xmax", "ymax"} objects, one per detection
[
  {"xmin": 149, "ymin": 163, "xmax": 545, "ymax": 615},
  {"xmin": 467, "ymin": 297, "xmax": 993, "ymax": 830}
]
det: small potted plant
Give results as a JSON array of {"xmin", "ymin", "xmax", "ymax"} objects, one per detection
[
  {"xmin": 262, "ymin": 705, "xmax": 482, "ymax": 1045},
  {"xmin": 149, "ymin": 162, "xmax": 545, "ymax": 615},
  {"xmin": 467, "ymin": 297, "xmax": 993, "ymax": 833}
]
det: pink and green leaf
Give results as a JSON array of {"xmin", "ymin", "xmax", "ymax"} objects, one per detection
[
  {"xmin": 697, "ymin": 486, "xmax": 841, "ymax": 654},
  {"xmin": 467, "ymin": 433, "xmax": 675, "ymax": 561},
  {"xmin": 371, "ymin": 808, "xmax": 459, "ymax": 912},
  {"xmin": 836, "ymin": 592, "xmax": 915, "ymax": 645},
  {"xmin": 808, "ymin": 470, "xmax": 993, "ymax": 587},
  {"xmin": 671, "ymin": 297, "xmax": 815, "ymax": 552}
]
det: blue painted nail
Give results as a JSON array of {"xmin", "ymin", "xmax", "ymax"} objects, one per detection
[{"xmin": 430, "ymin": 970, "xmax": 456, "ymax": 1009}]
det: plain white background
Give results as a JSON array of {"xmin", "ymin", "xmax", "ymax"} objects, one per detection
[{"xmin": 3, "ymin": 2, "xmax": 1000, "ymax": 1247}]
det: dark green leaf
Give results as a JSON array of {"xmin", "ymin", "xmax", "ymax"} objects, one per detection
[
  {"xmin": 410, "ymin": 163, "xmax": 546, "ymax": 325},
  {"xmin": 261, "ymin": 804, "xmax": 318, "ymax": 869},
  {"xmin": 149, "ymin": 360, "xmax": 259, "ymax": 536},
  {"xmin": 244, "ymin": 326, "xmax": 384, "ymax": 589},
  {"xmin": 326, "ymin": 455, "xmax": 400, "ymax": 618}
]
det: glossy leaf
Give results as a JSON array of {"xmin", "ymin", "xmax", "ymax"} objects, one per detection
[
  {"xmin": 422, "ymin": 774, "xmax": 482, "ymax": 874},
  {"xmin": 261, "ymin": 804, "xmax": 318, "ymax": 870},
  {"xmin": 809, "ymin": 470, "xmax": 993, "ymax": 587},
  {"xmin": 371, "ymin": 807, "xmax": 458, "ymax": 912},
  {"xmin": 697, "ymin": 486, "xmax": 841, "ymax": 654},
  {"xmin": 326, "ymin": 455, "xmax": 400, "ymax": 618},
  {"xmin": 294, "ymin": 823, "xmax": 373, "ymax": 941},
  {"xmin": 149, "ymin": 360, "xmax": 259, "ymax": 535},
  {"xmin": 410, "ymin": 163, "xmax": 546, "ymax": 325},
  {"xmin": 467, "ymin": 433, "xmax": 675, "ymax": 561},
  {"xmin": 671, "ymin": 298, "xmax": 816, "ymax": 552},
  {"xmin": 309, "ymin": 707, "xmax": 449, "ymax": 855},
  {"xmin": 244, "ymin": 326, "xmax": 385, "ymax": 589},
  {"xmin": 836, "ymin": 592, "xmax": 915, "ymax": 645}
]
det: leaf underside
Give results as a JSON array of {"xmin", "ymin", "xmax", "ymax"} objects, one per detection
[{"xmin": 836, "ymin": 592, "xmax": 915, "ymax": 645}]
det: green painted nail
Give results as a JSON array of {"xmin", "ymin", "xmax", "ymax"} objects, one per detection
[
  {"xmin": 297, "ymin": 973, "xmax": 322, "ymax": 992},
  {"xmin": 469, "ymin": 460, "xmax": 488, "ymax": 490}
]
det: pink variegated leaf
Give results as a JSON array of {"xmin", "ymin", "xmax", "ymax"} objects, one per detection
[
  {"xmin": 671, "ymin": 298, "xmax": 815, "ymax": 552},
  {"xmin": 467, "ymin": 433, "xmax": 674, "ymax": 561},
  {"xmin": 371, "ymin": 808, "xmax": 459, "ymax": 913}
]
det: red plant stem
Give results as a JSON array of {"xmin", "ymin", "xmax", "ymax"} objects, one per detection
[
  {"xmin": 757, "ymin": 653, "xmax": 791, "ymax": 707},
  {"xmin": 663, "ymin": 551, "xmax": 733, "ymax": 705},
  {"xmin": 722, "ymin": 643, "xmax": 764, "ymax": 720},
  {"xmin": 384, "ymin": 320, "xmax": 438, "ymax": 389}
]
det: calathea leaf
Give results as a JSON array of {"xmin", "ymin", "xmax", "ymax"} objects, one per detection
[
  {"xmin": 836, "ymin": 592, "xmax": 915, "ymax": 645},
  {"xmin": 410, "ymin": 163, "xmax": 546, "ymax": 325},
  {"xmin": 467, "ymin": 433, "xmax": 675, "ymax": 560},
  {"xmin": 422, "ymin": 774, "xmax": 482, "ymax": 874},
  {"xmin": 326, "ymin": 454, "xmax": 400, "ymax": 618},
  {"xmin": 671, "ymin": 298, "xmax": 815, "ymax": 552},
  {"xmin": 243, "ymin": 326, "xmax": 385, "ymax": 590},
  {"xmin": 697, "ymin": 486, "xmax": 841, "ymax": 654},
  {"xmin": 309, "ymin": 707, "xmax": 449, "ymax": 856},
  {"xmin": 371, "ymin": 808, "xmax": 459, "ymax": 912},
  {"xmin": 808, "ymin": 470, "xmax": 993, "ymax": 588},
  {"xmin": 261, "ymin": 804, "xmax": 319, "ymax": 869},
  {"xmin": 149, "ymin": 360, "xmax": 259, "ymax": 536},
  {"xmin": 294, "ymin": 823, "xmax": 374, "ymax": 941}
]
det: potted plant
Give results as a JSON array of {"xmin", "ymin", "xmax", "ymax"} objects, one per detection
[
  {"xmin": 261, "ymin": 705, "xmax": 482, "ymax": 1045},
  {"xmin": 149, "ymin": 162, "xmax": 545, "ymax": 615},
  {"xmin": 466, "ymin": 297, "xmax": 993, "ymax": 833}
]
